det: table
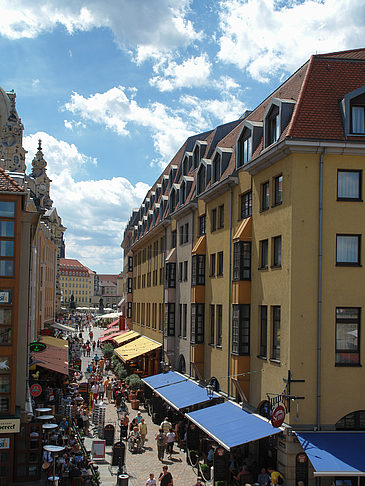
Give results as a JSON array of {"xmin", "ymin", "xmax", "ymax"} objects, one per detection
[
  {"xmin": 44, "ymin": 445, "xmax": 65, "ymax": 484},
  {"xmin": 37, "ymin": 415, "xmax": 54, "ymax": 422},
  {"xmin": 35, "ymin": 407, "xmax": 52, "ymax": 414}
]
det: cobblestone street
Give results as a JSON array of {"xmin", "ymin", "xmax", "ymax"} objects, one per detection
[{"xmin": 82, "ymin": 325, "xmax": 199, "ymax": 486}]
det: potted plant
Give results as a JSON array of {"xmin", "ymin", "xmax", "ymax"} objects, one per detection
[{"xmin": 200, "ymin": 463, "xmax": 210, "ymax": 480}]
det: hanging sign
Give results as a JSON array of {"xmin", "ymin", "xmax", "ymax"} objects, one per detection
[
  {"xmin": 30, "ymin": 342, "xmax": 47, "ymax": 353},
  {"xmin": 271, "ymin": 405, "xmax": 286, "ymax": 427},
  {"xmin": 30, "ymin": 383, "xmax": 43, "ymax": 398}
]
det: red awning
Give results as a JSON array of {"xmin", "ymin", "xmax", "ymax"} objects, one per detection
[
  {"xmin": 107, "ymin": 318, "xmax": 120, "ymax": 329},
  {"xmin": 100, "ymin": 325, "xmax": 119, "ymax": 337},
  {"xmin": 35, "ymin": 345, "xmax": 68, "ymax": 375},
  {"xmin": 99, "ymin": 329, "xmax": 129, "ymax": 343}
]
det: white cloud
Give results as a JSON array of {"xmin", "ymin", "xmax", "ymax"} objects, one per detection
[
  {"xmin": 180, "ymin": 93, "xmax": 246, "ymax": 124},
  {"xmin": 63, "ymin": 86, "xmax": 194, "ymax": 167},
  {"xmin": 64, "ymin": 119, "xmax": 86, "ymax": 130},
  {"xmin": 217, "ymin": 0, "xmax": 365, "ymax": 82},
  {"xmin": 23, "ymin": 132, "xmax": 150, "ymax": 273},
  {"xmin": 23, "ymin": 132, "xmax": 96, "ymax": 177},
  {"xmin": 149, "ymin": 54, "xmax": 212, "ymax": 92},
  {"xmin": 0, "ymin": 0, "xmax": 199, "ymax": 60},
  {"xmin": 31, "ymin": 78, "xmax": 40, "ymax": 88}
]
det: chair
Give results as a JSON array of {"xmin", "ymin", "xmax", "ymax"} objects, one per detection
[{"xmin": 71, "ymin": 478, "xmax": 83, "ymax": 486}]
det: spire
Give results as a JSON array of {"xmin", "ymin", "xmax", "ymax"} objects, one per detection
[{"xmin": 31, "ymin": 140, "xmax": 47, "ymax": 177}]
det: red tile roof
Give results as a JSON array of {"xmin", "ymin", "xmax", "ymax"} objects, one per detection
[{"xmin": 0, "ymin": 168, "xmax": 24, "ymax": 193}]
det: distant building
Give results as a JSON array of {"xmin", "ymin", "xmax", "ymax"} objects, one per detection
[{"xmin": 59, "ymin": 258, "xmax": 92, "ymax": 307}]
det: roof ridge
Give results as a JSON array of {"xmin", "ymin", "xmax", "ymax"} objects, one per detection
[{"xmin": 315, "ymin": 47, "xmax": 365, "ymax": 58}]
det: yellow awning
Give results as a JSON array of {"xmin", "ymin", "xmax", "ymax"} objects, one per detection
[
  {"xmin": 165, "ymin": 247, "xmax": 176, "ymax": 263},
  {"xmin": 40, "ymin": 336, "xmax": 68, "ymax": 349},
  {"xmin": 113, "ymin": 330, "xmax": 140, "ymax": 345},
  {"xmin": 192, "ymin": 235, "xmax": 206, "ymax": 255},
  {"xmin": 114, "ymin": 336, "xmax": 162, "ymax": 362},
  {"xmin": 233, "ymin": 217, "xmax": 252, "ymax": 241}
]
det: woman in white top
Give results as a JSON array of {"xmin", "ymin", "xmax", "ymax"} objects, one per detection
[{"xmin": 146, "ymin": 473, "xmax": 157, "ymax": 486}]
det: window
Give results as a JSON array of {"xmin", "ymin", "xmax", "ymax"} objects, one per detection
[
  {"xmin": 127, "ymin": 278, "xmax": 133, "ymax": 293},
  {"xmin": 259, "ymin": 306, "xmax": 267, "ymax": 358},
  {"xmin": 260, "ymin": 239, "xmax": 268, "ymax": 269},
  {"xmin": 166, "ymin": 263, "xmax": 176, "ymax": 288},
  {"xmin": 272, "ymin": 236, "xmax": 282, "ymax": 267},
  {"xmin": 171, "ymin": 231, "xmax": 177, "ymax": 248},
  {"xmin": 178, "ymin": 262, "xmax": 183, "ymax": 281},
  {"xmin": 165, "ymin": 303, "xmax": 175, "ymax": 336},
  {"xmin": 233, "ymin": 242, "xmax": 251, "ymax": 281},
  {"xmin": 272, "ymin": 306, "xmax": 281, "ymax": 361},
  {"xmin": 184, "ymin": 223, "xmax": 189, "ymax": 243},
  {"xmin": 0, "ymin": 357, "xmax": 10, "ymax": 414},
  {"xmin": 267, "ymin": 105, "xmax": 280, "ymax": 145},
  {"xmin": 217, "ymin": 305, "xmax": 222, "ymax": 346},
  {"xmin": 218, "ymin": 205, "xmax": 224, "ymax": 229},
  {"xmin": 238, "ymin": 130, "xmax": 252, "ymax": 167},
  {"xmin": 337, "ymin": 170, "xmax": 362, "ymax": 200},
  {"xmin": 210, "ymin": 253, "xmax": 216, "ymax": 277},
  {"xmin": 179, "ymin": 226, "xmax": 184, "ymax": 245},
  {"xmin": 232, "ymin": 304, "xmax": 250, "ymax": 355},
  {"xmin": 336, "ymin": 307, "xmax": 360, "ymax": 365},
  {"xmin": 213, "ymin": 154, "xmax": 220, "ymax": 183},
  {"xmin": 178, "ymin": 304, "xmax": 182, "ymax": 337},
  {"xmin": 191, "ymin": 303, "xmax": 204, "ymax": 344},
  {"xmin": 336, "ymin": 235, "xmax": 361, "ymax": 265},
  {"xmin": 0, "ymin": 202, "xmax": 14, "ymax": 218},
  {"xmin": 128, "ymin": 256, "xmax": 133, "ymax": 272},
  {"xmin": 199, "ymin": 214, "xmax": 206, "ymax": 236},
  {"xmin": 211, "ymin": 209, "xmax": 217, "ymax": 232},
  {"xmin": 240, "ymin": 192, "xmax": 252, "ymax": 219},
  {"xmin": 352, "ymin": 106, "xmax": 365, "ymax": 133},
  {"xmin": 210, "ymin": 305, "xmax": 215, "ymax": 345},
  {"xmin": 192, "ymin": 255, "xmax": 205, "ymax": 286},
  {"xmin": 274, "ymin": 175, "xmax": 283, "ymax": 205},
  {"xmin": 183, "ymin": 261, "xmax": 188, "ymax": 281},
  {"xmin": 217, "ymin": 251, "xmax": 223, "ymax": 276},
  {"xmin": 183, "ymin": 304, "xmax": 187, "ymax": 338},
  {"xmin": 261, "ymin": 182, "xmax": 270, "ymax": 211},
  {"xmin": 127, "ymin": 302, "xmax": 132, "ymax": 319},
  {"xmin": 0, "ymin": 291, "xmax": 12, "ymax": 346}
]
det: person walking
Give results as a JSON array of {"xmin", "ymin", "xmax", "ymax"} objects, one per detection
[
  {"xmin": 139, "ymin": 418, "xmax": 147, "ymax": 447},
  {"xmin": 146, "ymin": 473, "xmax": 156, "ymax": 486},
  {"xmin": 166, "ymin": 428, "xmax": 175, "ymax": 459},
  {"xmin": 155, "ymin": 428, "xmax": 166, "ymax": 461},
  {"xmin": 158, "ymin": 465, "xmax": 173, "ymax": 486},
  {"xmin": 268, "ymin": 468, "xmax": 284, "ymax": 485},
  {"xmin": 160, "ymin": 417, "xmax": 172, "ymax": 434}
]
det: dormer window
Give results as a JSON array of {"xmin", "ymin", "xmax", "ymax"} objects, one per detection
[
  {"xmin": 180, "ymin": 180, "xmax": 186, "ymax": 204},
  {"xmin": 193, "ymin": 145, "xmax": 200, "ymax": 169},
  {"xmin": 212, "ymin": 153, "xmax": 221, "ymax": 183},
  {"xmin": 263, "ymin": 99, "xmax": 295, "ymax": 149},
  {"xmin": 267, "ymin": 105, "xmax": 280, "ymax": 145},
  {"xmin": 197, "ymin": 164, "xmax": 206, "ymax": 195},
  {"xmin": 352, "ymin": 105, "xmax": 365, "ymax": 134},
  {"xmin": 238, "ymin": 128, "xmax": 252, "ymax": 167}
]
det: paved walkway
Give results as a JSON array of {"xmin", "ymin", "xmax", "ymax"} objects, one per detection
[{"xmin": 81, "ymin": 324, "xmax": 199, "ymax": 486}]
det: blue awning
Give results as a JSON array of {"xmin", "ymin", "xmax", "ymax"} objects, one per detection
[
  {"xmin": 142, "ymin": 371, "xmax": 220, "ymax": 410},
  {"xmin": 296, "ymin": 432, "xmax": 365, "ymax": 476},
  {"xmin": 186, "ymin": 401, "xmax": 281, "ymax": 451}
]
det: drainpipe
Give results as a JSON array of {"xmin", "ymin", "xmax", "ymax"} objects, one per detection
[
  {"xmin": 227, "ymin": 185, "xmax": 233, "ymax": 397},
  {"xmin": 317, "ymin": 147, "xmax": 325, "ymax": 430},
  {"xmin": 161, "ymin": 226, "xmax": 167, "ymax": 371}
]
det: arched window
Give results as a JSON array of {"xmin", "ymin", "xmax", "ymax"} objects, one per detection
[
  {"xmin": 178, "ymin": 354, "xmax": 186, "ymax": 373},
  {"xmin": 336, "ymin": 410, "xmax": 365, "ymax": 430}
]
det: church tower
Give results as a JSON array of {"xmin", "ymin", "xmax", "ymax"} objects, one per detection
[{"xmin": 30, "ymin": 139, "xmax": 53, "ymax": 209}]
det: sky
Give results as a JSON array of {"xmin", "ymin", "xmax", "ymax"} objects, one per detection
[{"xmin": 0, "ymin": 0, "xmax": 364, "ymax": 274}]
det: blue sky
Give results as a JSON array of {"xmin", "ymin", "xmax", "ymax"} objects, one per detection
[{"xmin": 0, "ymin": 0, "xmax": 364, "ymax": 273}]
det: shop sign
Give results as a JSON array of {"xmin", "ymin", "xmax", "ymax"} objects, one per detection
[
  {"xmin": 0, "ymin": 419, "xmax": 20, "ymax": 433},
  {"xmin": 30, "ymin": 383, "xmax": 42, "ymax": 397},
  {"xmin": 272, "ymin": 405, "xmax": 286, "ymax": 427},
  {"xmin": 30, "ymin": 342, "xmax": 47, "ymax": 353},
  {"xmin": 0, "ymin": 290, "xmax": 11, "ymax": 304},
  {"xmin": 214, "ymin": 447, "xmax": 229, "ymax": 482}
]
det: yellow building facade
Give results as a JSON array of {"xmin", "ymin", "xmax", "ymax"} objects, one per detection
[
  {"xmin": 122, "ymin": 49, "xmax": 365, "ymax": 485},
  {"xmin": 59, "ymin": 258, "xmax": 92, "ymax": 306}
]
